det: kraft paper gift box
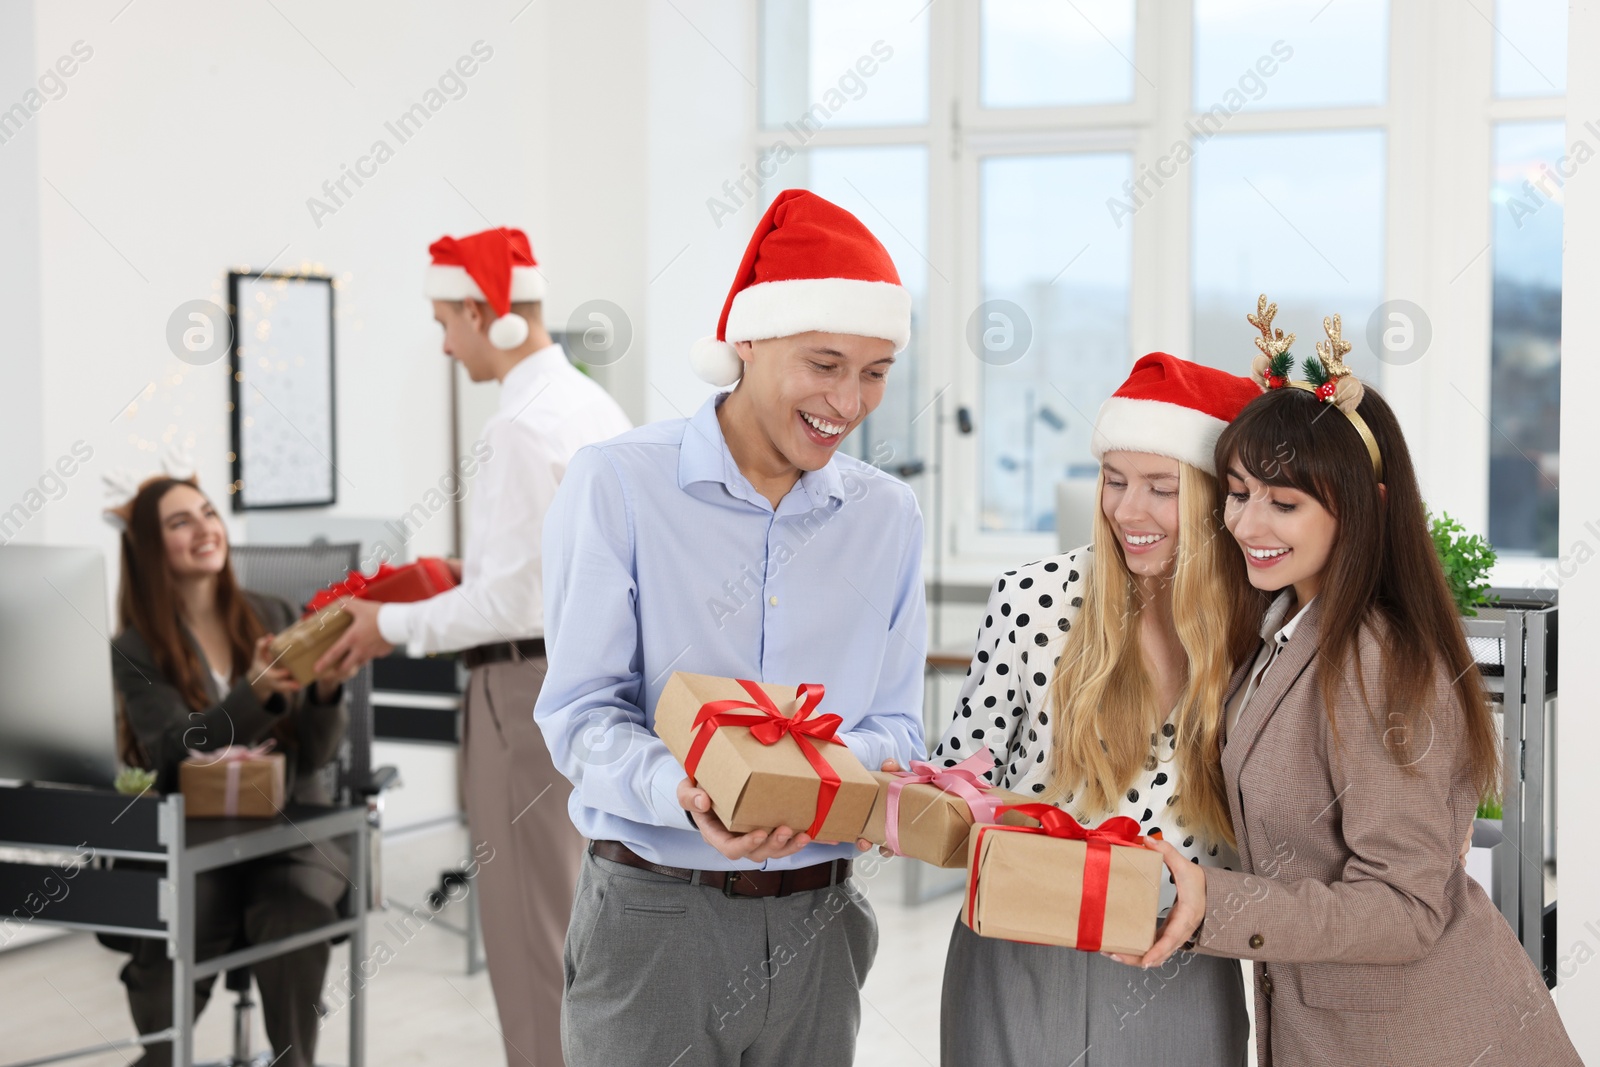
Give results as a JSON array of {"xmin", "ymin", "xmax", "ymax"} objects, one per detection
[
  {"xmin": 860, "ymin": 752, "xmax": 1041, "ymax": 869},
  {"xmin": 178, "ymin": 745, "xmax": 286, "ymax": 819},
  {"xmin": 654, "ymin": 672, "xmax": 878, "ymax": 842},
  {"xmin": 961, "ymin": 808, "xmax": 1163, "ymax": 955},
  {"xmin": 269, "ymin": 558, "xmax": 457, "ymax": 685}
]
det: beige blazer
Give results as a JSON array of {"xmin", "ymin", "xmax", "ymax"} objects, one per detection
[{"xmin": 1195, "ymin": 598, "xmax": 1579, "ymax": 1066}]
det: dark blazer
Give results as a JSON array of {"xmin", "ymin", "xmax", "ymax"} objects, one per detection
[
  {"xmin": 110, "ymin": 590, "xmax": 348, "ymax": 805},
  {"xmin": 1194, "ymin": 598, "xmax": 1579, "ymax": 1066}
]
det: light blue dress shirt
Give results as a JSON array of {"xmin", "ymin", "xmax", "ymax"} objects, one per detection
[{"xmin": 535, "ymin": 392, "xmax": 927, "ymax": 870}]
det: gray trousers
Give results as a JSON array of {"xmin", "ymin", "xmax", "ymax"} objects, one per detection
[
  {"xmin": 562, "ymin": 851, "xmax": 879, "ymax": 1066},
  {"xmin": 941, "ymin": 916, "xmax": 1249, "ymax": 1067},
  {"xmin": 463, "ymin": 657, "xmax": 585, "ymax": 1067},
  {"xmin": 120, "ymin": 844, "xmax": 348, "ymax": 1067}
]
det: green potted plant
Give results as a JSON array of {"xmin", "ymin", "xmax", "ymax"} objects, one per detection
[
  {"xmin": 1428, "ymin": 510, "xmax": 1498, "ymax": 617},
  {"xmin": 1430, "ymin": 509, "xmax": 1505, "ymax": 896}
]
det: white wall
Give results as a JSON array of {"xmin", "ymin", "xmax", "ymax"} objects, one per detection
[
  {"xmin": 1556, "ymin": 0, "xmax": 1600, "ymax": 1050},
  {"xmin": 6, "ymin": 0, "xmax": 764, "ymax": 596},
  {"xmin": 0, "ymin": 0, "xmax": 44, "ymax": 538}
]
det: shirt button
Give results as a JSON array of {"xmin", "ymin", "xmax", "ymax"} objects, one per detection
[
  {"xmin": 1249, "ymin": 933, "xmax": 1265, "ymax": 949},
  {"xmin": 768, "ymin": 596, "xmax": 778, "ymax": 606}
]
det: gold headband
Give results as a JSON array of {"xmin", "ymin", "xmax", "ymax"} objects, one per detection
[{"xmin": 1247, "ymin": 295, "xmax": 1384, "ymax": 481}]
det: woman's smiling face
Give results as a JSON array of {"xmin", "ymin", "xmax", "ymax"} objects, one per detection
[
  {"xmin": 1222, "ymin": 458, "xmax": 1339, "ymax": 599},
  {"xmin": 1101, "ymin": 451, "xmax": 1181, "ymax": 579}
]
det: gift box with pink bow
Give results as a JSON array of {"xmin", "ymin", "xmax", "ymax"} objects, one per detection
[
  {"xmin": 177, "ymin": 742, "xmax": 286, "ymax": 819},
  {"xmin": 654, "ymin": 672, "xmax": 879, "ymax": 842},
  {"xmin": 860, "ymin": 752, "xmax": 1040, "ymax": 868}
]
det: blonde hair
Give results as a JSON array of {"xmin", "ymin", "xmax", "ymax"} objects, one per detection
[{"xmin": 1043, "ymin": 461, "xmax": 1251, "ymax": 848}]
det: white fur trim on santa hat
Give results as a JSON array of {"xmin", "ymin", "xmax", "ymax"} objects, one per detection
[
  {"xmin": 423, "ymin": 264, "xmax": 547, "ymax": 303},
  {"xmin": 725, "ymin": 278, "xmax": 912, "ymax": 352},
  {"xmin": 1090, "ymin": 396, "xmax": 1228, "ymax": 475}
]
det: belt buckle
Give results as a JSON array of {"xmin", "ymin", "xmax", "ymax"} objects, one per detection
[{"xmin": 723, "ymin": 870, "xmax": 774, "ymax": 898}]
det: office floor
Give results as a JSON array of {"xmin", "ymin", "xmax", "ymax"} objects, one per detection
[{"xmin": 0, "ymin": 824, "xmax": 974, "ymax": 1066}]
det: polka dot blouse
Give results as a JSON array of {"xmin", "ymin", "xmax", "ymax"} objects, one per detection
[{"xmin": 929, "ymin": 545, "xmax": 1237, "ymax": 911}]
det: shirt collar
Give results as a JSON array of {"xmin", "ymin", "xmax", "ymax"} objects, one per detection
[
  {"xmin": 499, "ymin": 343, "xmax": 569, "ymax": 414},
  {"xmin": 678, "ymin": 392, "xmax": 848, "ymax": 509},
  {"xmin": 1259, "ymin": 590, "xmax": 1315, "ymax": 647}
]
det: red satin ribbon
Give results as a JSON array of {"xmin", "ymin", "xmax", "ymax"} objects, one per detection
[
  {"xmin": 965, "ymin": 804, "xmax": 1142, "ymax": 953},
  {"xmin": 683, "ymin": 679, "xmax": 844, "ymax": 840},
  {"xmin": 305, "ymin": 565, "xmax": 398, "ymax": 614}
]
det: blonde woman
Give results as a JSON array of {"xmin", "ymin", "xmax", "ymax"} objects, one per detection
[{"xmin": 934, "ymin": 353, "xmax": 1261, "ymax": 1066}]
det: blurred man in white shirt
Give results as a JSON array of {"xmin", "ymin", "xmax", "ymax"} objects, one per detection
[{"xmin": 318, "ymin": 227, "xmax": 631, "ymax": 1067}]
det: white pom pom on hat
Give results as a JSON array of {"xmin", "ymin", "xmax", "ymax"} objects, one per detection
[
  {"xmin": 690, "ymin": 336, "xmax": 743, "ymax": 387},
  {"xmin": 488, "ymin": 313, "xmax": 530, "ymax": 350},
  {"xmin": 693, "ymin": 189, "xmax": 911, "ymax": 386}
]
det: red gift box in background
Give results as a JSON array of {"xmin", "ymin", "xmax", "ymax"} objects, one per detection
[{"xmin": 269, "ymin": 559, "xmax": 457, "ymax": 683}]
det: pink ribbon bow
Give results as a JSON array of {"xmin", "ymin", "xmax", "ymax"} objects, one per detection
[{"xmin": 884, "ymin": 749, "xmax": 1002, "ymax": 856}]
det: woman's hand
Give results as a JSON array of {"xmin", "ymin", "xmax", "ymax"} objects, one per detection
[
  {"xmin": 248, "ymin": 634, "xmax": 302, "ymax": 703},
  {"xmin": 1106, "ymin": 837, "xmax": 1206, "ymax": 969},
  {"xmin": 311, "ymin": 652, "xmax": 360, "ymax": 704}
]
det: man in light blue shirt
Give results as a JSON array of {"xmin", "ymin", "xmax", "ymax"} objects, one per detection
[{"xmin": 536, "ymin": 190, "xmax": 926, "ymax": 1065}]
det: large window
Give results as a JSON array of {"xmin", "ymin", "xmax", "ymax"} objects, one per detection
[{"xmin": 756, "ymin": 1, "xmax": 1566, "ymax": 574}]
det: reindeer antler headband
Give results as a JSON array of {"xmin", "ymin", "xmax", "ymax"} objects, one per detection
[{"xmin": 1247, "ymin": 295, "xmax": 1383, "ymax": 480}]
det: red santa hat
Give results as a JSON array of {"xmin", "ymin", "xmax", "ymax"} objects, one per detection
[
  {"xmin": 1090, "ymin": 352, "xmax": 1260, "ymax": 475},
  {"xmin": 423, "ymin": 227, "xmax": 546, "ymax": 350},
  {"xmin": 691, "ymin": 189, "xmax": 912, "ymax": 387}
]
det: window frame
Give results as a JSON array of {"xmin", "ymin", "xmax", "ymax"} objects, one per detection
[{"xmin": 751, "ymin": 1, "xmax": 1564, "ymax": 587}]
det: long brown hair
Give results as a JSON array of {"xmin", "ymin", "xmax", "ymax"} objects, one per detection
[
  {"xmin": 1044, "ymin": 462, "xmax": 1262, "ymax": 848},
  {"xmin": 114, "ymin": 477, "xmax": 267, "ymax": 767},
  {"xmin": 1214, "ymin": 385, "xmax": 1500, "ymax": 800}
]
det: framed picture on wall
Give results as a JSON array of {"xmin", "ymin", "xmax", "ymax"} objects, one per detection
[{"xmin": 228, "ymin": 271, "xmax": 338, "ymax": 511}]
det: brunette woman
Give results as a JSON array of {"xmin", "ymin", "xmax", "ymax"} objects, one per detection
[
  {"xmin": 108, "ymin": 475, "xmax": 355, "ymax": 1067},
  {"xmin": 1124, "ymin": 304, "xmax": 1580, "ymax": 1066}
]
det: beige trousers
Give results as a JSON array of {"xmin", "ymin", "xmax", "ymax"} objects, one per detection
[{"xmin": 463, "ymin": 656, "xmax": 584, "ymax": 1067}]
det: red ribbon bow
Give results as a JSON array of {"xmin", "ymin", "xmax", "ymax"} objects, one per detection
[
  {"xmin": 966, "ymin": 805, "xmax": 1142, "ymax": 953},
  {"xmin": 683, "ymin": 679, "xmax": 844, "ymax": 840}
]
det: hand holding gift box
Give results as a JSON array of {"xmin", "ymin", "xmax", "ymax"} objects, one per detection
[
  {"xmin": 861, "ymin": 751, "xmax": 1040, "ymax": 868},
  {"xmin": 270, "ymin": 558, "xmax": 457, "ymax": 685},
  {"xmin": 178, "ymin": 742, "xmax": 286, "ymax": 819},
  {"xmin": 655, "ymin": 672, "xmax": 878, "ymax": 842},
  {"xmin": 962, "ymin": 804, "xmax": 1163, "ymax": 955}
]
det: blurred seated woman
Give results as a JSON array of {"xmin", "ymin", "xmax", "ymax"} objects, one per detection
[{"xmin": 107, "ymin": 475, "xmax": 355, "ymax": 1067}]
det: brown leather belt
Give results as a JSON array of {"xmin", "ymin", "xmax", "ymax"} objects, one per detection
[
  {"xmin": 590, "ymin": 840, "xmax": 852, "ymax": 899},
  {"xmin": 460, "ymin": 638, "xmax": 545, "ymax": 670}
]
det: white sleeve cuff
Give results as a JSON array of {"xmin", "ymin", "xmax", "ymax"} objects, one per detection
[{"xmin": 376, "ymin": 601, "xmax": 415, "ymax": 648}]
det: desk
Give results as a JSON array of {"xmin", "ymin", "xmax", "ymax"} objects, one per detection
[{"xmin": 0, "ymin": 785, "xmax": 370, "ymax": 1067}]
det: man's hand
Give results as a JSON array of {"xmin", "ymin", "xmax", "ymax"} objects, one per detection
[
  {"xmin": 312, "ymin": 598, "xmax": 394, "ymax": 678},
  {"xmin": 677, "ymin": 778, "xmax": 813, "ymax": 863},
  {"xmin": 869, "ymin": 758, "xmax": 903, "ymax": 857},
  {"xmin": 444, "ymin": 557, "xmax": 464, "ymax": 582}
]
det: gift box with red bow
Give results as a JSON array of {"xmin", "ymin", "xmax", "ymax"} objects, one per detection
[
  {"xmin": 654, "ymin": 672, "xmax": 878, "ymax": 842},
  {"xmin": 962, "ymin": 805, "xmax": 1163, "ymax": 955},
  {"xmin": 178, "ymin": 743, "xmax": 286, "ymax": 819},
  {"xmin": 269, "ymin": 558, "xmax": 457, "ymax": 684},
  {"xmin": 860, "ymin": 752, "xmax": 1040, "ymax": 868}
]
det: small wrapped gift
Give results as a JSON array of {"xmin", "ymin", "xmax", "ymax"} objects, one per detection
[
  {"xmin": 962, "ymin": 805, "xmax": 1162, "ymax": 955},
  {"xmin": 860, "ymin": 751, "xmax": 1040, "ymax": 868},
  {"xmin": 178, "ymin": 743, "xmax": 286, "ymax": 819},
  {"xmin": 269, "ymin": 558, "xmax": 457, "ymax": 684},
  {"xmin": 654, "ymin": 672, "xmax": 877, "ymax": 842}
]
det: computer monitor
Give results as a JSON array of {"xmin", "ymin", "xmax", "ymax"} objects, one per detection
[{"xmin": 0, "ymin": 545, "xmax": 119, "ymax": 787}]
